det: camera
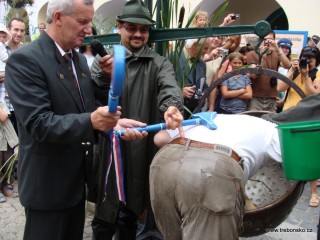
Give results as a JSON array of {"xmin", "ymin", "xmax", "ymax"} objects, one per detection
[
  {"xmin": 231, "ymin": 14, "xmax": 240, "ymax": 20},
  {"xmin": 263, "ymin": 39, "xmax": 270, "ymax": 47},
  {"xmin": 220, "ymin": 49, "xmax": 229, "ymax": 57},
  {"xmin": 193, "ymin": 89, "xmax": 203, "ymax": 99},
  {"xmin": 189, "ymin": 85, "xmax": 203, "ymax": 99},
  {"xmin": 299, "ymin": 58, "xmax": 310, "ymax": 69}
]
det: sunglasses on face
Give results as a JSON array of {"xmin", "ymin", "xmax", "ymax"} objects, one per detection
[
  {"xmin": 312, "ymin": 37, "xmax": 320, "ymax": 44},
  {"xmin": 302, "ymin": 55, "xmax": 315, "ymax": 60},
  {"xmin": 122, "ymin": 24, "xmax": 150, "ymax": 34},
  {"xmin": 302, "ymin": 46, "xmax": 318, "ymax": 54}
]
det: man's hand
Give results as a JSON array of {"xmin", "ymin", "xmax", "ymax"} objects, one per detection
[
  {"xmin": 0, "ymin": 108, "xmax": 8, "ymax": 122},
  {"xmin": 114, "ymin": 118, "xmax": 148, "ymax": 141},
  {"xmin": 99, "ymin": 55, "xmax": 113, "ymax": 78},
  {"xmin": 266, "ymin": 39, "xmax": 277, "ymax": 50},
  {"xmin": 183, "ymin": 85, "xmax": 196, "ymax": 98},
  {"xmin": 259, "ymin": 43, "xmax": 269, "ymax": 53},
  {"xmin": 219, "ymin": 14, "xmax": 236, "ymax": 26},
  {"xmin": 91, "ymin": 106, "xmax": 121, "ymax": 131},
  {"xmin": 164, "ymin": 106, "xmax": 184, "ymax": 137}
]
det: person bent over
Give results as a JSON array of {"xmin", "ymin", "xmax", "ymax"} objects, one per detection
[{"xmin": 150, "ymin": 113, "xmax": 282, "ymax": 239}]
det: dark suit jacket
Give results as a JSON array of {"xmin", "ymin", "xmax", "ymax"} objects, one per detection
[
  {"xmin": 178, "ymin": 51, "xmax": 208, "ymax": 116},
  {"xmin": 5, "ymin": 32, "xmax": 97, "ymax": 210},
  {"xmin": 262, "ymin": 93, "xmax": 320, "ymax": 124},
  {"xmin": 178, "ymin": 52, "xmax": 208, "ymax": 90}
]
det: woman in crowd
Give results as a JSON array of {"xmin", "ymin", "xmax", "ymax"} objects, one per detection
[{"xmin": 277, "ymin": 45, "xmax": 320, "ymax": 207}]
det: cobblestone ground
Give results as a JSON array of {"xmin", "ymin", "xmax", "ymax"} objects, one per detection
[
  {"xmin": 0, "ymin": 181, "xmax": 93, "ymax": 240},
  {"xmin": 0, "ymin": 181, "xmax": 318, "ymax": 240}
]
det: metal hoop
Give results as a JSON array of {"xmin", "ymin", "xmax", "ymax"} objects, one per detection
[{"xmin": 108, "ymin": 45, "xmax": 125, "ymax": 113}]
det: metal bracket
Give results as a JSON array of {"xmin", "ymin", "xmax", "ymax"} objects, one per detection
[{"xmin": 83, "ymin": 20, "xmax": 271, "ymax": 45}]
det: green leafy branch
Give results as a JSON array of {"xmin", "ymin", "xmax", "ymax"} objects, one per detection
[{"xmin": 0, "ymin": 150, "xmax": 18, "ymax": 185}]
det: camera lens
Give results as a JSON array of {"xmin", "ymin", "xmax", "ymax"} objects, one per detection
[
  {"xmin": 299, "ymin": 58, "xmax": 308, "ymax": 68},
  {"xmin": 231, "ymin": 14, "xmax": 240, "ymax": 20}
]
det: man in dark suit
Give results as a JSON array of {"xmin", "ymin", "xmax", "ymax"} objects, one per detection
[{"xmin": 4, "ymin": 0, "xmax": 148, "ymax": 239}]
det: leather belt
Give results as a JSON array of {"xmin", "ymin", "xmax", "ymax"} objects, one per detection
[{"xmin": 170, "ymin": 137, "xmax": 242, "ymax": 164}]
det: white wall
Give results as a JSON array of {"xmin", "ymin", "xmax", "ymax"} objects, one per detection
[
  {"xmin": 157, "ymin": 0, "xmax": 320, "ymax": 36},
  {"xmin": 25, "ymin": 0, "xmax": 48, "ymax": 35},
  {"xmin": 276, "ymin": 0, "xmax": 320, "ymax": 36}
]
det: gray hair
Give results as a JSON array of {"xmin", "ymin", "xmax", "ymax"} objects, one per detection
[
  {"xmin": 243, "ymin": 35, "xmax": 259, "ymax": 48},
  {"xmin": 46, "ymin": 0, "xmax": 94, "ymax": 24},
  {"xmin": 185, "ymin": 38, "xmax": 208, "ymax": 49}
]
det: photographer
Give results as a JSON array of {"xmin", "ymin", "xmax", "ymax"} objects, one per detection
[
  {"xmin": 277, "ymin": 46, "xmax": 320, "ymax": 111},
  {"xmin": 178, "ymin": 38, "xmax": 210, "ymax": 118},
  {"xmin": 277, "ymin": 46, "xmax": 320, "ymax": 209},
  {"xmin": 246, "ymin": 30, "xmax": 291, "ymax": 112}
]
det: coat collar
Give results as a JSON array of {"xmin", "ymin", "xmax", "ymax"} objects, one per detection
[
  {"xmin": 39, "ymin": 32, "xmax": 80, "ymax": 64},
  {"xmin": 122, "ymin": 45, "xmax": 156, "ymax": 59}
]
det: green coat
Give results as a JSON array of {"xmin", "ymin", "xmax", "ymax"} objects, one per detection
[{"xmin": 89, "ymin": 46, "xmax": 184, "ymax": 223}]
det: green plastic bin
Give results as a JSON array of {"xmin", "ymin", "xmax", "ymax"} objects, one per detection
[{"xmin": 277, "ymin": 121, "xmax": 320, "ymax": 181}]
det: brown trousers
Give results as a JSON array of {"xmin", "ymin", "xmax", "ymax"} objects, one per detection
[
  {"xmin": 248, "ymin": 97, "xmax": 277, "ymax": 112},
  {"xmin": 150, "ymin": 142, "xmax": 245, "ymax": 240}
]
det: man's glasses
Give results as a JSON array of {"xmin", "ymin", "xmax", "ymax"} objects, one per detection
[{"xmin": 122, "ymin": 24, "xmax": 150, "ymax": 34}]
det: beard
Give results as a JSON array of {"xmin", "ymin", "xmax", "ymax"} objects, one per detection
[{"xmin": 128, "ymin": 36, "xmax": 145, "ymax": 51}]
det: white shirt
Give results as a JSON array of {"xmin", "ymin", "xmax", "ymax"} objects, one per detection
[
  {"xmin": 84, "ymin": 53, "xmax": 95, "ymax": 69},
  {"xmin": 167, "ymin": 114, "xmax": 282, "ymax": 181},
  {"xmin": 0, "ymin": 60, "xmax": 5, "ymax": 72}
]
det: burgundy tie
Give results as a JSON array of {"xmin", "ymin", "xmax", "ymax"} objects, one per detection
[{"xmin": 64, "ymin": 53, "xmax": 85, "ymax": 109}]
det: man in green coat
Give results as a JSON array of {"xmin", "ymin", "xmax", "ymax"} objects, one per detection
[{"xmin": 89, "ymin": 0, "xmax": 184, "ymax": 239}]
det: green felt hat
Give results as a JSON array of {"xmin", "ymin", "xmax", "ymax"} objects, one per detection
[{"xmin": 116, "ymin": 0, "xmax": 156, "ymax": 26}]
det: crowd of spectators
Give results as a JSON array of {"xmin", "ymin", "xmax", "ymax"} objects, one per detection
[{"xmin": 181, "ymin": 10, "xmax": 320, "ymax": 209}]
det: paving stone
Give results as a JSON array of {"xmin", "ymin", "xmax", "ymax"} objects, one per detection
[
  {"xmin": 286, "ymin": 215, "xmax": 302, "ymax": 225},
  {"xmin": 0, "ymin": 181, "xmax": 318, "ymax": 239},
  {"xmin": 295, "ymin": 200, "xmax": 309, "ymax": 211}
]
